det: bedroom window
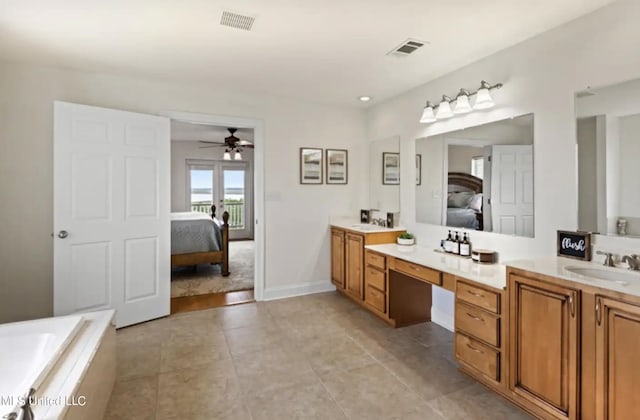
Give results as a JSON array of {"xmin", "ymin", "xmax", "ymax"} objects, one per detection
[
  {"xmin": 471, "ymin": 156, "xmax": 484, "ymax": 179},
  {"xmin": 189, "ymin": 167, "xmax": 215, "ymax": 214}
]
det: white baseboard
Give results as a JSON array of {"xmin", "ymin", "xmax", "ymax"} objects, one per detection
[
  {"xmin": 431, "ymin": 307, "xmax": 454, "ymax": 332},
  {"xmin": 261, "ymin": 281, "xmax": 336, "ymax": 301}
]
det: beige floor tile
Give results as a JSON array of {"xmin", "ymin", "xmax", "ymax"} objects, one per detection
[
  {"xmin": 278, "ymin": 311, "xmax": 346, "ymax": 341},
  {"xmin": 104, "ymin": 375, "xmax": 158, "ymax": 420},
  {"xmin": 298, "ymin": 331, "xmax": 377, "ymax": 375},
  {"xmin": 160, "ymin": 340, "xmax": 230, "ymax": 372},
  {"xmin": 428, "ymin": 383, "xmax": 534, "ymax": 420},
  {"xmin": 214, "ymin": 302, "xmax": 275, "ymax": 330},
  {"xmin": 116, "ymin": 343, "xmax": 161, "ymax": 381},
  {"xmin": 116, "ymin": 319, "xmax": 169, "ymax": 347},
  {"xmin": 156, "ymin": 363, "xmax": 241, "ymax": 419},
  {"xmin": 397, "ymin": 322, "xmax": 455, "ymax": 347},
  {"xmin": 223, "ymin": 323, "xmax": 287, "ymax": 356},
  {"xmin": 320, "ymin": 362, "xmax": 425, "ymax": 419},
  {"xmin": 246, "ymin": 380, "xmax": 347, "ymax": 420},
  {"xmin": 380, "ymin": 352, "xmax": 475, "ymax": 402},
  {"xmin": 157, "ymin": 398, "xmax": 250, "ymax": 420}
]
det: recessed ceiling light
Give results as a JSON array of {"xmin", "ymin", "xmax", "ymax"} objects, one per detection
[{"xmin": 359, "ymin": 96, "xmax": 372, "ymax": 102}]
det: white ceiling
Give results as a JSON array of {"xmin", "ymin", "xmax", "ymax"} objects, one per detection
[
  {"xmin": 0, "ymin": 0, "xmax": 614, "ymax": 106},
  {"xmin": 171, "ymin": 120, "xmax": 254, "ymax": 142}
]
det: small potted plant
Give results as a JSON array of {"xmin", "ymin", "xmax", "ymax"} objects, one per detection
[{"xmin": 397, "ymin": 232, "xmax": 415, "ymax": 246}]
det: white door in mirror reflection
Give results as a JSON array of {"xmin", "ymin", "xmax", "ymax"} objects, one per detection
[{"xmin": 488, "ymin": 145, "xmax": 534, "ymax": 237}]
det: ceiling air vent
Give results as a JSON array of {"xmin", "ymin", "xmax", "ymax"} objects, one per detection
[
  {"xmin": 387, "ymin": 38, "xmax": 427, "ymax": 57},
  {"xmin": 220, "ymin": 11, "xmax": 255, "ymax": 31}
]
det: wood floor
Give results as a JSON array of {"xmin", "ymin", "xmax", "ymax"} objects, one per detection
[{"xmin": 170, "ymin": 289, "xmax": 255, "ymax": 314}]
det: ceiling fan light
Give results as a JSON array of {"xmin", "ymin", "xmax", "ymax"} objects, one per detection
[
  {"xmin": 223, "ymin": 150, "xmax": 231, "ymax": 160},
  {"xmin": 419, "ymin": 102, "xmax": 437, "ymax": 123},
  {"xmin": 473, "ymin": 81, "xmax": 495, "ymax": 110},
  {"xmin": 436, "ymin": 96, "xmax": 453, "ymax": 119},
  {"xmin": 453, "ymin": 89, "xmax": 472, "ymax": 114},
  {"xmin": 234, "ymin": 151, "xmax": 242, "ymax": 160}
]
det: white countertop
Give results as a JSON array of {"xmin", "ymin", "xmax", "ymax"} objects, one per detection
[
  {"xmin": 365, "ymin": 244, "xmax": 507, "ymax": 290},
  {"xmin": 507, "ymin": 257, "xmax": 640, "ymax": 297},
  {"xmin": 330, "ymin": 221, "xmax": 406, "ymax": 234}
]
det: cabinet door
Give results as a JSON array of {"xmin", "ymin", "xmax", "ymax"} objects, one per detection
[
  {"xmin": 345, "ymin": 233, "xmax": 364, "ymax": 300},
  {"xmin": 595, "ymin": 297, "xmax": 640, "ymax": 420},
  {"xmin": 509, "ymin": 274, "xmax": 579, "ymax": 419},
  {"xmin": 330, "ymin": 230, "xmax": 345, "ymax": 289}
]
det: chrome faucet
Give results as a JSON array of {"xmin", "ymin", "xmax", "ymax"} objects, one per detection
[
  {"xmin": 621, "ymin": 254, "xmax": 640, "ymax": 271},
  {"xmin": 596, "ymin": 251, "xmax": 615, "ymax": 267}
]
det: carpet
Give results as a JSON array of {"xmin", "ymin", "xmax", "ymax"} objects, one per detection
[{"xmin": 171, "ymin": 240, "xmax": 254, "ymax": 297}]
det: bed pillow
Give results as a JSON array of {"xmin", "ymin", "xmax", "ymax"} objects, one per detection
[
  {"xmin": 468, "ymin": 193, "xmax": 483, "ymax": 212},
  {"xmin": 448, "ymin": 191, "xmax": 474, "ymax": 208}
]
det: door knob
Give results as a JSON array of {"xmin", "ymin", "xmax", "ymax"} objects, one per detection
[{"xmin": 58, "ymin": 230, "xmax": 69, "ymax": 239}]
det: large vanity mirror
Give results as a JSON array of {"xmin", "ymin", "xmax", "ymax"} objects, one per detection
[
  {"xmin": 369, "ymin": 136, "xmax": 400, "ymax": 212},
  {"xmin": 576, "ymin": 78, "xmax": 640, "ymax": 238},
  {"xmin": 415, "ymin": 114, "xmax": 535, "ymax": 237}
]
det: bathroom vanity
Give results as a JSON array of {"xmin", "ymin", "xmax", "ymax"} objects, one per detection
[{"xmin": 330, "ymin": 234, "xmax": 640, "ymax": 420}]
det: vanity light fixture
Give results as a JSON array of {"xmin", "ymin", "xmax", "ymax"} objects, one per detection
[
  {"xmin": 453, "ymin": 89, "xmax": 472, "ymax": 114},
  {"xmin": 420, "ymin": 101, "xmax": 437, "ymax": 123},
  {"xmin": 435, "ymin": 95, "xmax": 454, "ymax": 119},
  {"xmin": 473, "ymin": 81, "xmax": 496, "ymax": 110},
  {"xmin": 418, "ymin": 80, "xmax": 503, "ymax": 123}
]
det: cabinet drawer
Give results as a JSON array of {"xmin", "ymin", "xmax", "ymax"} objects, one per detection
[
  {"xmin": 393, "ymin": 259, "xmax": 442, "ymax": 285},
  {"xmin": 455, "ymin": 333, "xmax": 499, "ymax": 381},
  {"xmin": 457, "ymin": 281, "xmax": 500, "ymax": 314},
  {"xmin": 365, "ymin": 283, "xmax": 386, "ymax": 313},
  {"xmin": 366, "ymin": 266, "xmax": 386, "ymax": 292},
  {"xmin": 365, "ymin": 251, "xmax": 386, "ymax": 270},
  {"xmin": 455, "ymin": 301, "xmax": 500, "ymax": 347}
]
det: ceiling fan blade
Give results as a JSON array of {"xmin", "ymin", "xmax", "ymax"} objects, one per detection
[
  {"xmin": 237, "ymin": 140, "xmax": 254, "ymax": 146},
  {"xmin": 198, "ymin": 140, "xmax": 225, "ymax": 145},
  {"xmin": 199, "ymin": 145, "xmax": 226, "ymax": 149}
]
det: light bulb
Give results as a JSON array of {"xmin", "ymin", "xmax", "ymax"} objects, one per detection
[
  {"xmin": 473, "ymin": 81, "xmax": 495, "ymax": 110},
  {"xmin": 223, "ymin": 150, "xmax": 231, "ymax": 160},
  {"xmin": 420, "ymin": 102, "xmax": 436, "ymax": 123},
  {"xmin": 453, "ymin": 89, "xmax": 472, "ymax": 114},
  {"xmin": 234, "ymin": 151, "xmax": 242, "ymax": 160},
  {"xmin": 436, "ymin": 96, "xmax": 453, "ymax": 119}
]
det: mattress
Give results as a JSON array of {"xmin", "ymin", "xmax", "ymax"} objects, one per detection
[
  {"xmin": 170, "ymin": 212, "xmax": 222, "ymax": 254},
  {"xmin": 446, "ymin": 208, "xmax": 479, "ymax": 229}
]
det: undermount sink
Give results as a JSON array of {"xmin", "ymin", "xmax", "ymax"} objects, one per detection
[{"xmin": 564, "ymin": 266, "xmax": 640, "ymax": 285}]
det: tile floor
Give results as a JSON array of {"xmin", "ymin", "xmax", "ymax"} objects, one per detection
[{"xmin": 105, "ymin": 292, "xmax": 532, "ymax": 420}]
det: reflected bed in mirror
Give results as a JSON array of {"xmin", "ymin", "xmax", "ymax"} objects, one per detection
[
  {"xmin": 369, "ymin": 136, "xmax": 400, "ymax": 213},
  {"xmin": 576, "ymin": 78, "xmax": 640, "ymax": 238},
  {"xmin": 416, "ymin": 114, "xmax": 535, "ymax": 238}
]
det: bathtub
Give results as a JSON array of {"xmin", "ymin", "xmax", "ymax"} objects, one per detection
[{"xmin": 0, "ymin": 311, "xmax": 115, "ymax": 420}]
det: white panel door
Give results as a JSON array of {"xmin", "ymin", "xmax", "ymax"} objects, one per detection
[
  {"xmin": 54, "ymin": 101, "xmax": 170, "ymax": 328},
  {"xmin": 490, "ymin": 145, "xmax": 534, "ymax": 237}
]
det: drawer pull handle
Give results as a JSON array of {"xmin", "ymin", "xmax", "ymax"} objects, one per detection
[
  {"xmin": 466, "ymin": 312, "xmax": 484, "ymax": 322},
  {"xmin": 466, "ymin": 343, "xmax": 484, "ymax": 354},
  {"xmin": 467, "ymin": 290, "xmax": 484, "ymax": 298},
  {"xmin": 596, "ymin": 298, "xmax": 602, "ymax": 326}
]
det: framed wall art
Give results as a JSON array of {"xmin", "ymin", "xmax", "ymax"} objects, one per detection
[
  {"xmin": 300, "ymin": 148, "xmax": 323, "ymax": 184},
  {"xmin": 326, "ymin": 149, "xmax": 348, "ymax": 184},
  {"xmin": 383, "ymin": 152, "xmax": 400, "ymax": 185}
]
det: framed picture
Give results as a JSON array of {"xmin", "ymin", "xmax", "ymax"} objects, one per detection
[
  {"xmin": 300, "ymin": 148, "xmax": 323, "ymax": 184},
  {"xmin": 326, "ymin": 149, "xmax": 348, "ymax": 184},
  {"xmin": 557, "ymin": 230, "xmax": 592, "ymax": 261},
  {"xmin": 382, "ymin": 152, "xmax": 400, "ymax": 185},
  {"xmin": 416, "ymin": 154, "xmax": 422, "ymax": 185}
]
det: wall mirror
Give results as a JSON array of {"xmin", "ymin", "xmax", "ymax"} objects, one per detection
[
  {"xmin": 415, "ymin": 114, "xmax": 535, "ymax": 237},
  {"xmin": 576, "ymin": 78, "xmax": 640, "ymax": 238},
  {"xmin": 369, "ymin": 136, "xmax": 400, "ymax": 213}
]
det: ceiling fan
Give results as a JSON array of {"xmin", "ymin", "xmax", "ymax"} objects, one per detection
[{"xmin": 198, "ymin": 128, "xmax": 254, "ymax": 153}]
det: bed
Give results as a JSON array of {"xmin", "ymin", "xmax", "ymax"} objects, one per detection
[
  {"xmin": 170, "ymin": 205, "xmax": 230, "ymax": 276},
  {"xmin": 446, "ymin": 172, "xmax": 484, "ymax": 231}
]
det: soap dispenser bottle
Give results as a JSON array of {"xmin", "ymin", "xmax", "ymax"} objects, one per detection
[{"xmin": 460, "ymin": 233, "xmax": 471, "ymax": 257}]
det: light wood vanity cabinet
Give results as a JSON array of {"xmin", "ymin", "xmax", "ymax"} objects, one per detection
[
  {"xmin": 451, "ymin": 274, "xmax": 506, "ymax": 388},
  {"xmin": 345, "ymin": 233, "xmax": 365, "ymax": 299},
  {"xmin": 509, "ymin": 272, "xmax": 580, "ymax": 420},
  {"xmin": 593, "ymin": 296, "xmax": 640, "ymax": 420},
  {"xmin": 330, "ymin": 229, "xmax": 345, "ymax": 289},
  {"xmin": 364, "ymin": 250, "xmax": 387, "ymax": 315}
]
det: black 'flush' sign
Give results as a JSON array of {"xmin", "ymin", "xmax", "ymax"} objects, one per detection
[{"xmin": 557, "ymin": 230, "xmax": 592, "ymax": 261}]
